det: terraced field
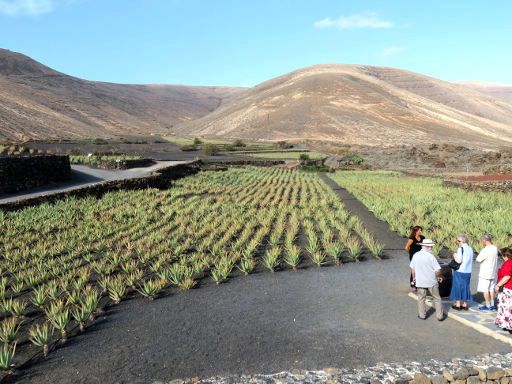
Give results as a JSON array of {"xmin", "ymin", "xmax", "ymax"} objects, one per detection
[
  {"xmin": 0, "ymin": 167, "xmax": 383, "ymax": 374},
  {"xmin": 329, "ymin": 171, "xmax": 512, "ymax": 254}
]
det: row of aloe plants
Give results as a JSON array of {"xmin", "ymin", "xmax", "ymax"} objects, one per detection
[{"xmin": 0, "ymin": 167, "xmax": 383, "ymax": 374}]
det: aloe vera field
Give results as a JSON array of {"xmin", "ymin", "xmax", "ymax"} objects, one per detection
[
  {"xmin": 329, "ymin": 171, "xmax": 512, "ymax": 254},
  {"xmin": 0, "ymin": 167, "xmax": 386, "ymax": 372}
]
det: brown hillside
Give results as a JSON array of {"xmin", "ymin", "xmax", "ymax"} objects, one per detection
[
  {"xmin": 174, "ymin": 64, "xmax": 512, "ymax": 148},
  {"xmin": 0, "ymin": 49, "xmax": 245, "ymax": 141},
  {"xmin": 458, "ymin": 81, "xmax": 512, "ymax": 101}
]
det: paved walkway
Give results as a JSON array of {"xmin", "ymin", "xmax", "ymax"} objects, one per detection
[
  {"xmin": 409, "ymin": 292, "xmax": 512, "ymax": 346},
  {"xmin": 320, "ymin": 172, "xmax": 512, "ymax": 347}
]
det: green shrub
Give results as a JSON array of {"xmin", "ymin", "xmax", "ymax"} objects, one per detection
[
  {"xmin": 203, "ymin": 144, "xmax": 219, "ymax": 155},
  {"xmin": 92, "ymin": 138, "xmax": 108, "ymax": 145},
  {"xmin": 193, "ymin": 138, "xmax": 203, "ymax": 145},
  {"xmin": 179, "ymin": 144, "xmax": 198, "ymax": 151},
  {"xmin": 233, "ymin": 139, "xmax": 246, "ymax": 147},
  {"xmin": 299, "ymin": 153, "xmax": 310, "ymax": 161}
]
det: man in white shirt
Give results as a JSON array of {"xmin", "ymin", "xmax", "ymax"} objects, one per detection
[
  {"xmin": 410, "ymin": 239, "xmax": 445, "ymax": 321},
  {"xmin": 476, "ymin": 233, "xmax": 499, "ymax": 311}
]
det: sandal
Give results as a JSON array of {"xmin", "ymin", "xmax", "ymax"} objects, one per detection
[{"xmin": 451, "ymin": 304, "xmax": 462, "ymax": 311}]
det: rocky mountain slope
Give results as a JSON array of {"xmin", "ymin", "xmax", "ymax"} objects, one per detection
[
  {"xmin": 459, "ymin": 81, "xmax": 512, "ymax": 101},
  {"xmin": 0, "ymin": 49, "xmax": 245, "ymax": 141},
  {"xmin": 174, "ymin": 64, "xmax": 512, "ymax": 148},
  {"xmin": 2, "ymin": 49, "xmax": 512, "ymax": 148}
]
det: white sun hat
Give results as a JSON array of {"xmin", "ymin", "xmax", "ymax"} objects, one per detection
[{"xmin": 418, "ymin": 239, "xmax": 435, "ymax": 246}]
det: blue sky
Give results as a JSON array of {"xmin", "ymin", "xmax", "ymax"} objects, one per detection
[{"xmin": 1, "ymin": 0, "xmax": 511, "ymax": 86}]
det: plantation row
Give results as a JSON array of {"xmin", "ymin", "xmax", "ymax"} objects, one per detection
[
  {"xmin": 0, "ymin": 167, "xmax": 383, "ymax": 372},
  {"xmin": 329, "ymin": 171, "xmax": 512, "ymax": 254}
]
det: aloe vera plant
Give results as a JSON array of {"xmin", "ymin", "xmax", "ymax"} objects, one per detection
[
  {"xmin": 366, "ymin": 239, "xmax": 385, "ymax": 259},
  {"xmin": 29, "ymin": 323, "xmax": 53, "ymax": 357},
  {"xmin": 71, "ymin": 305, "xmax": 91, "ymax": 332},
  {"xmin": 136, "ymin": 279, "xmax": 165, "ymax": 300},
  {"xmin": 237, "ymin": 257, "xmax": 256, "ymax": 275},
  {"xmin": 283, "ymin": 245, "xmax": 301, "ymax": 270},
  {"xmin": 0, "ymin": 342, "xmax": 16, "ymax": 374},
  {"xmin": 106, "ymin": 277, "xmax": 127, "ymax": 304},
  {"xmin": 30, "ymin": 286, "xmax": 48, "ymax": 308},
  {"xmin": 81, "ymin": 287, "xmax": 101, "ymax": 321},
  {"xmin": 305, "ymin": 235, "xmax": 320, "ymax": 255},
  {"xmin": 310, "ymin": 251, "xmax": 327, "ymax": 267},
  {"xmin": 346, "ymin": 237, "xmax": 362, "ymax": 261},
  {"xmin": 45, "ymin": 301, "xmax": 70, "ymax": 342},
  {"xmin": 262, "ymin": 246, "xmax": 281, "ymax": 272},
  {"xmin": 0, "ymin": 318, "xmax": 21, "ymax": 344},
  {"xmin": 324, "ymin": 241, "xmax": 344, "ymax": 265},
  {"xmin": 177, "ymin": 277, "xmax": 196, "ymax": 290},
  {"xmin": 210, "ymin": 258, "xmax": 233, "ymax": 285}
]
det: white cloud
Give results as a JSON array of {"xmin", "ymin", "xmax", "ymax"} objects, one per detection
[
  {"xmin": 314, "ymin": 12, "xmax": 393, "ymax": 30},
  {"xmin": 0, "ymin": 0, "xmax": 55, "ymax": 16},
  {"xmin": 313, "ymin": 17, "xmax": 335, "ymax": 28},
  {"xmin": 381, "ymin": 46, "xmax": 404, "ymax": 57}
]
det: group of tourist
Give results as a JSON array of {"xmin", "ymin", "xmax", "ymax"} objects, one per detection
[{"xmin": 406, "ymin": 226, "xmax": 512, "ymax": 332}]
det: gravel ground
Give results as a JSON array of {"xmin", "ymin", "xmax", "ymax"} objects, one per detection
[
  {"xmin": 14, "ymin": 253, "xmax": 508, "ymax": 384},
  {"xmin": 10, "ymin": 173, "xmax": 507, "ymax": 384}
]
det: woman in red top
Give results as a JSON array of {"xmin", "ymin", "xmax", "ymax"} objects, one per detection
[{"xmin": 495, "ymin": 247, "xmax": 512, "ymax": 333}]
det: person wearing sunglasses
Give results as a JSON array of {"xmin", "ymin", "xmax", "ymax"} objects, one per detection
[{"xmin": 450, "ymin": 234, "xmax": 474, "ymax": 310}]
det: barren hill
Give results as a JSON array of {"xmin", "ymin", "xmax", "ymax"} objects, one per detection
[
  {"xmin": 174, "ymin": 64, "xmax": 512, "ymax": 148},
  {"xmin": 458, "ymin": 81, "xmax": 512, "ymax": 101},
  {"xmin": 0, "ymin": 49, "xmax": 245, "ymax": 141}
]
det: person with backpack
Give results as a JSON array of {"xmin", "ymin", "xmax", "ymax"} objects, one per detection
[
  {"xmin": 450, "ymin": 234, "xmax": 474, "ymax": 310},
  {"xmin": 476, "ymin": 233, "xmax": 499, "ymax": 311}
]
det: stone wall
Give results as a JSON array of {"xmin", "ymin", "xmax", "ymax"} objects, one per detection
[
  {"xmin": 95, "ymin": 158, "xmax": 154, "ymax": 170},
  {"xmin": 0, "ymin": 161, "xmax": 201, "ymax": 212},
  {"xmin": 202, "ymin": 159, "xmax": 285, "ymax": 168},
  {"xmin": 0, "ymin": 155, "xmax": 71, "ymax": 195},
  {"xmin": 0, "ymin": 159, "xmax": 285, "ymax": 212},
  {"xmin": 170, "ymin": 353, "xmax": 512, "ymax": 384},
  {"xmin": 443, "ymin": 180, "xmax": 512, "ymax": 192}
]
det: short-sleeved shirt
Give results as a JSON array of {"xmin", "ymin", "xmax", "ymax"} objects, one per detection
[
  {"xmin": 498, "ymin": 259, "xmax": 512, "ymax": 290},
  {"xmin": 410, "ymin": 249, "xmax": 441, "ymax": 288},
  {"xmin": 476, "ymin": 244, "xmax": 498, "ymax": 279},
  {"xmin": 457, "ymin": 244, "xmax": 474, "ymax": 274}
]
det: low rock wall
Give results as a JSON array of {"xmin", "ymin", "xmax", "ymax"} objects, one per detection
[
  {"xmin": 444, "ymin": 180, "xmax": 512, "ymax": 192},
  {"xmin": 203, "ymin": 159, "xmax": 285, "ymax": 168},
  {"xmin": 0, "ymin": 155, "xmax": 70, "ymax": 195},
  {"xmin": 170, "ymin": 353, "xmax": 512, "ymax": 384},
  {"xmin": 95, "ymin": 158, "xmax": 155, "ymax": 170},
  {"xmin": 0, "ymin": 161, "xmax": 201, "ymax": 212}
]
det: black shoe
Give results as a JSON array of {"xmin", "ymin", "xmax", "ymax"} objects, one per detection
[
  {"xmin": 451, "ymin": 304, "xmax": 461, "ymax": 311},
  {"xmin": 438, "ymin": 314, "xmax": 447, "ymax": 321},
  {"xmin": 418, "ymin": 315, "xmax": 426, "ymax": 320}
]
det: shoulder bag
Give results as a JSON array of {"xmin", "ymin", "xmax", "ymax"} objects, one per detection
[{"xmin": 449, "ymin": 246, "xmax": 463, "ymax": 270}]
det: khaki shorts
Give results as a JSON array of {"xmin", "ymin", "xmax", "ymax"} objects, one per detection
[{"xmin": 477, "ymin": 277, "xmax": 496, "ymax": 292}]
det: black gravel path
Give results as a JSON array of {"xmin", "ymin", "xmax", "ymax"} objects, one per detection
[
  {"xmin": 12, "ymin": 172, "xmax": 508, "ymax": 384},
  {"xmin": 319, "ymin": 173, "xmax": 404, "ymax": 251}
]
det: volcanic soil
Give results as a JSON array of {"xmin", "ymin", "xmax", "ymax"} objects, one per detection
[{"xmin": 12, "ymin": 181, "xmax": 508, "ymax": 384}]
